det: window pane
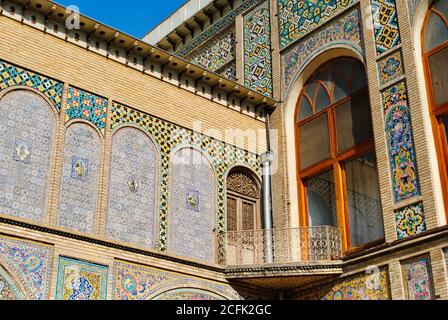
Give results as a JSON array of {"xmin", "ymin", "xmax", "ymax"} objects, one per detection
[
  {"xmin": 242, "ymin": 201, "xmax": 255, "ymax": 231},
  {"xmin": 429, "ymin": 47, "xmax": 448, "ymax": 106},
  {"xmin": 333, "ymin": 76, "xmax": 350, "ymax": 102},
  {"xmin": 434, "ymin": 0, "xmax": 448, "ymax": 19},
  {"xmin": 424, "ymin": 12, "xmax": 448, "ymax": 52},
  {"xmin": 299, "ymin": 114, "xmax": 330, "ymax": 170},
  {"xmin": 298, "ymin": 96, "xmax": 312, "ymax": 121},
  {"xmin": 314, "ymin": 84, "xmax": 331, "ymax": 113},
  {"xmin": 305, "ymin": 81, "xmax": 318, "ymax": 100},
  {"xmin": 306, "ymin": 171, "xmax": 338, "ymax": 227},
  {"xmin": 345, "ymin": 152, "xmax": 384, "ymax": 247},
  {"xmin": 336, "ymin": 92, "xmax": 373, "ymax": 153},
  {"xmin": 442, "ymin": 115, "xmax": 448, "ymax": 145},
  {"xmin": 227, "ymin": 197, "xmax": 237, "ymax": 232},
  {"xmin": 352, "ymin": 66, "xmax": 368, "ymax": 93}
]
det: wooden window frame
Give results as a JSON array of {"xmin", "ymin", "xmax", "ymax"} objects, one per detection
[
  {"xmin": 422, "ymin": 5, "xmax": 448, "ymax": 219},
  {"xmin": 227, "ymin": 190, "xmax": 261, "ymax": 231},
  {"xmin": 295, "ymin": 57, "xmax": 385, "ymax": 255}
]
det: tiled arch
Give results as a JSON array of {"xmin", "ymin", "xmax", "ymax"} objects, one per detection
[{"xmin": 0, "ymin": 264, "xmax": 27, "ymax": 300}]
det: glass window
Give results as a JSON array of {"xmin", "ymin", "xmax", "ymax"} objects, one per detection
[
  {"xmin": 299, "ymin": 114, "xmax": 330, "ymax": 170},
  {"xmin": 314, "ymin": 84, "xmax": 331, "ymax": 113},
  {"xmin": 336, "ymin": 92, "xmax": 373, "ymax": 153},
  {"xmin": 429, "ymin": 47, "xmax": 448, "ymax": 106},
  {"xmin": 306, "ymin": 171, "xmax": 338, "ymax": 227},
  {"xmin": 297, "ymin": 58, "xmax": 382, "ymax": 252},
  {"xmin": 424, "ymin": 12, "xmax": 448, "ymax": 52},
  {"xmin": 435, "ymin": 0, "xmax": 448, "ymax": 17},
  {"xmin": 333, "ymin": 75, "xmax": 351, "ymax": 102},
  {"xmin": 298, "ymin": 96, "xmax": 312, "ymax": 121},
  {"xmin": 345, "ymin": 152, "xmax": 384, "ymax": 247},
  {"xmin": 442, "ymin": 115, "xmax": 448, "ymax": 145}
]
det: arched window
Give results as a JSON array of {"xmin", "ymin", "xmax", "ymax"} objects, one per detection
[
  {"xmin": 226, "ymin": 168, "xmax": 261, "ymax": 233},
  {"xmin": 295, "ymin": 58, "xmax": 384, "ymax": 252},
  {"xmin": 422, "ymin": 0, "xmax": 448, "ymax": 215}
]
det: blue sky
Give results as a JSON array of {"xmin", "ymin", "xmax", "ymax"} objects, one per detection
[{"xmin": 55, "ymin": 0, "xmax": 187, "ymax": 38}]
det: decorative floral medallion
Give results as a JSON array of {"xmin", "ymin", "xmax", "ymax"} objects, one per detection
[
  {"xmin": 71, "ymin": 156, "xmax": 89, "ymax": 180},
  {"xmin": 121, "ymin": 275, "xmax": 137, "ymax": 292},
  {"xmin": 186, "ymin": 190, "xmax": 200, "ymax": 212},
  {"xmin": 13, "ymin": 138, "xmax": 32, "ymax": 164}
]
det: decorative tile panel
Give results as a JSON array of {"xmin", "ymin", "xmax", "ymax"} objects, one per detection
[
  {"xmin": 294, "ymin": 267, "xmax": 391, "ymax": 300},
  {"xmin": 55, "ymin": 257, "xmax": 108, "ymax": 300},
  {"xmin": 58, "ymin": 123, "xmax": 102, "ymax": 234},
  {"xmin": 378, "ymin": 49, "xmax": 404, "ymax": 86},
  {"xmin": 371, "ymin": 0, "xmax": 401, "ymax": 55},
  {"xmin": 0, "ymin": 267, "xmax": 22, "ymax": 300},
  {"xmin": 382, "ymin": 82, "xmax": 420, "ymax": 201},
  {"xmin": 113, "ymin": 260, "xmax": 240, "ymax": 300},
  {"xmin": 402, "ymin": 256, "xmax": 435, "ymax": 300},
  {"xmin": 176, "ymin": 0, "xmax": 261, "ymax": 57},
  {"xmin": 278, "ymin": 0, "xmax": 357, "ymax": 48},
  {"xmin": 111, "ymin": 103, "xmax": 261, "ymax": 252},
  {"xmin": 185, "ymin": 27, "xmax": 235, "ymax": 72},
  {"xmin": 0, "ymin": 60, "xmax": 63, "ymax": 110},
  {"xmin": 283, "ymin": 8, "xmax": 362, "ymax": 95},
  {"xmin": 106, "ymin": 127, "xmax": 158, "ymax": 249},
  {"xmin": 395, "ymin": 202, "xmax": 426, "ymax": 240},
  {"xmin": 218, "ymin": 62, "xmax": 237, "ymax": 81},
  {"xmin": 243, "ymin": 0, "xmax": 273, "ymax": 97},
  {"xmin": 0, "ymin": 90, "xmax": 56, "ymax": 222},
  {"xmin": 0, "ymin": 235, "xmax": 53, "ymax": 300},
  {"xmin": 169, "ymin": 148, "xmax": 215, "ymax": 263},
  {"xmin": 66, "ymin": 87, "xmax": 108, "ymax": 133}
]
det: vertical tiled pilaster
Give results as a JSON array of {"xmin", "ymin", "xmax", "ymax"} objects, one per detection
[
  {"xmin": 235, "ymin": 14, "xmax": 244, "ymax": 85},
  {"xmin": 97, "ymin": 98, "xmax": 113, "ymax": 236},
  {"xmin": 359, "ymin": 0, "xmax": 396, "ymax": 243},
  {"xmin": 270, "ymin": 0, "xmax": 282, "ymax": 101},
  {"xmin": 366, "ymin": 0, "xmax": 430, "ymax": 244},
  {"xmin": 48, "ymin": 83, "xmax": 69, "ymax": 226},
  {"xmin": 395, "ymin": 0, "xmax": 441, "ymax": 230}
]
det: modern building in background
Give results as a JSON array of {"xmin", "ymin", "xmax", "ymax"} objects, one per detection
[{"xmin": 0, "ymin": 0, "xmax": 447, "ymax": 300}]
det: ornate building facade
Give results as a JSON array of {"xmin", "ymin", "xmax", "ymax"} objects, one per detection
[{"xmin": 0, "ymin": 0, "xmax": 447, "ymax": 300}]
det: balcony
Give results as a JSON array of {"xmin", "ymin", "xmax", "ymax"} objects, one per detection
[{"xmin": 217, "ymin": 226, "xmax": 344, "ymax": 289}]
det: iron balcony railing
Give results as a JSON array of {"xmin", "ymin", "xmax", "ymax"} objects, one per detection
[{"xmin": 217, "ymin": 226, "xmax": 342, "ymax": 266}]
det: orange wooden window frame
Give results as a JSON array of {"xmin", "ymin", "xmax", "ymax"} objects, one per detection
[
  {"xmin": 295, "ymin": 57, "xmax": 385, "ymax": 254},
  {"xmin": 421, "ymin": 6, "xmax": 448, "ymax": 220}
]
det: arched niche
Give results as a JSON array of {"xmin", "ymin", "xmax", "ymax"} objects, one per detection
[
  {"xmin": 106, "ymin": 126, "xmax": 159, "ymax": 249},
  {"xmin": 58, "ymin": 121, "xmax": 102, "ymax": 233},
  {"xmin": 0, "ymin": 89, "xmax": 56, "ymax": 222},
  {"xmin": 168, "ymin": 147, "xmax": 216, "ymax": 264}
]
